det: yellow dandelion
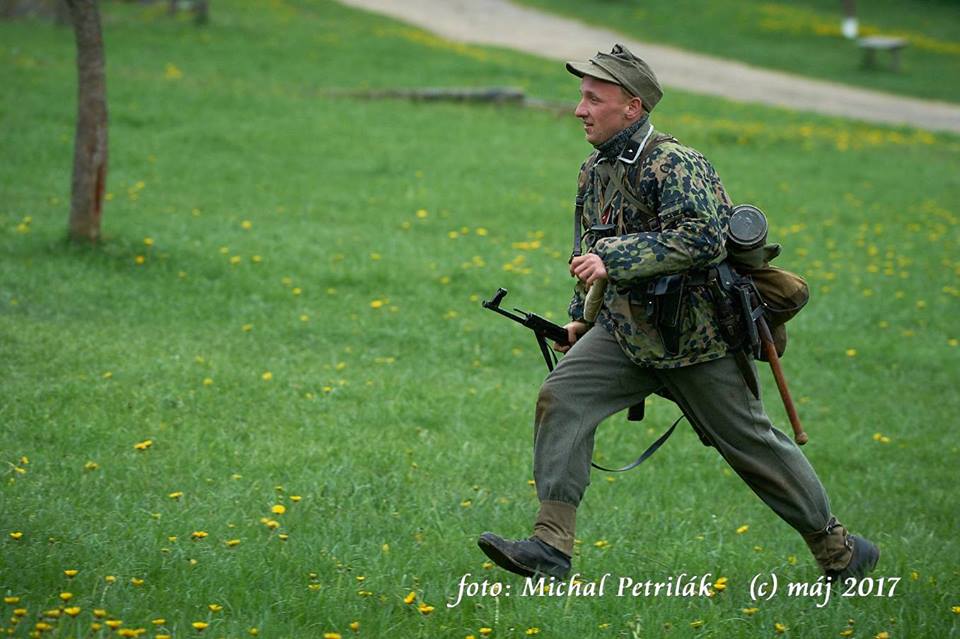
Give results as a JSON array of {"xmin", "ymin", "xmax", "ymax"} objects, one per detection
[
  {"xmin": 226, "ymin": 539, "xmax": 241, "ymax": 547},
  {"xmin": 875, "ymin": 632, "xmax": 890, "ymax": 639},
  {"xmin": 323, "ymin": 633, "xmax": 341, "ymax": 639},
  {"xmin": 840, "ymin": 630, "xmax": 854, "ymax": 638},
  {"xmin": 104, "ymin": 575, "xmax": 116, "ymax": 584},
  {"xmin": 192, "ymin": 621, "xmax": 209, "ymax": 631},
  {"xmin": 35, "ymin": 622, "xmax": 54, "ymax": 632},
  {"xmin": 105, "ymin": 620, "xmax": 123, "ymax": 629},
  {"xmin": 169, "ymin": 491, "xmax": 184, "ymax": 499},
  {"xmin": 690, "ymin": 619, "xmax": 705, "ymax": 629},
  {"xmin": 403, "ymin": 591, "xmax": 416, "ymax": 605},
  {"xmin": 251, "ymin": 255, "xmax": 262, "ymax": 263},
  {"xmin": 202, "ymin": 377, "xmax": 213, "ymax": 386},
  {"xmin": 290, "ymin": 495, "xmax": 301, "ymax": 502},
  {"xmin": 713, "ymin": 576, "xmax": 728, "ymax": 591},
  {"xmin": 249, "ymin": 628, "xmax": 259, "ymax": 636},
  {"xmin": 476, "ymin": 227, "xmax": 488, "ymax": 236},
  {"xmin": 736, "ymin": 524, "xmax": 749, "ymax": 534},
  {"xmin": 775, "ymin": 622, "xmax": 787, "ymax": 633},
  {"xmin": 242, "ymin": 323, "xmax": 253, "ymax": 332},
  {"xmin": 300, "ymin": 314, "xmax": 309, "ymax": 322},
  {"xmin": 845, "ymin": 348, "xmax": 857, "ymax": 357},
  {"xmin": 261, "ymin": 371, "xmax": 273, "ymax": 381},
  {"xmin": 416, "ymin": 209, "xmax": 428, "ymax": 219},
  {"xmin": 13, "ymin": 608, "xmax": 27, "ymax": 616},
  {"xmin": 59, "ymin": 592, "xmax": 73, "ymax": 602},
  {"xmin": 418, "ymin": 603, "xmax": 435, "ymax": 615},
  {"xmin": 292, "ymin": 287, "xmax": 302, "ymax": 296},
  {"xmin": 133, "ymin": 439, "xmax": 153, "ymax": 451},
  {"xmin": 278, "ymin": 533, "xmax": 289, "ymax": 541},
  {"xmin": 3, "ymin": 596, "xmax": 20, "ymax": 604},
  {"xmin": 593, "ymin": 539, "xmax": 609, "ymax": 549},
  {"xmin": 308, "ymin": 584, "xmax": 321, "ymax": 592},
  {"xmin": 130, "ymin": 577, "xmax": 144, "ymax": 586},
  {"xmin": 64, "ymin": 569, "xmax": 79, "ymax": 578},
  {"xmin": 349, "ymin": 621, "xmax": 360, "ymax": 632},
  {"xmin": 525, "ymin": 628, "xmax": 540, "ymax": 636},
  {"xmin": 951, "ymin": 605, "xmax": 960, "ymax": 614},
  {"xmin": 152, "ymin": 619, "xmax": 166, "ymax": 625},
  {"xmin": 191, "ymin": 531, "xmax": 208, "ymax": 540},
  {"xmin": 164, "ymin": 63, "xmax": 183, "ymax": 80},
  {"xmin": 84, "ymin": 461, "xmax": 99, "ymax": 471},
  {"xmin": 265, "ymin": 519, "xmax": 279, "ymax": 530},
  {"xmin": 241, "ymin": 220, "xmax": 252, "ymax": 230},
  {"xmin": 208, "ymin": 604, "xmax": 223, "ymax": 612},
  {"xmin": 134, "ymin": 255, "xmax": 145, "ymax": 265},
  {"xmin": 102, "ymin": 371, "xmax": 113, "ymax": 379},
  {"xmin": 370, "ymin": 299, "xmax": 384, "ymax": 309},
  {"xmin": 479, "ymin": 629, "xmax": 493, "ymax": 637},
  {"xmin": 742, "ymin": 607, "xmax": 759, "ymax": 615}
]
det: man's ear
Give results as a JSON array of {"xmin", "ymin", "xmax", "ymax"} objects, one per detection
[{"xmin": 625, "ymin": 96, "xmax": 644, "ymax": 120}]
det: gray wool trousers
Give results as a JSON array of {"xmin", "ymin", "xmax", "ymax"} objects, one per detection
[{"xmin": 531, "ymin": 324, "xmax": 837, "ymax": 560}]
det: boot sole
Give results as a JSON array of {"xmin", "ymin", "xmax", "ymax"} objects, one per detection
[{"xmin": 477, "ymin": 534, "xmax": 537, "ymax": 578}]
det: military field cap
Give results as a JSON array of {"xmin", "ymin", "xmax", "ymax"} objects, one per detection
[{"xmin": 566, "ymin": 44, "xmax": 663, "ymax": 112}]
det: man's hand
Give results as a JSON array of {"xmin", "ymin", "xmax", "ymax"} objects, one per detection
[
  {"xmin": 570, "ymin": 253, "xmax": 607, "ymax": 286},
  {"xmin": 553, "ymin": 320, "xmax": 590, "ymax": 353}
]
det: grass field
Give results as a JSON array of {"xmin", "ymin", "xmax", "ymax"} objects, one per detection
[
  {"xmin": 515, "ymin": 0, "xmax": 960, "ymax": 104},
  {"xmin": 2, "ymin": 1, "xmax": 960, "ymax": 638}
]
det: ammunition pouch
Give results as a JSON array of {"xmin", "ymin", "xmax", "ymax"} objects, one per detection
[{"xmin": 644, "ymin": 273, "xmax": 686, "ymax": 356}]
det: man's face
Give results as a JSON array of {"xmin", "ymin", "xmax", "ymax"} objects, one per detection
[{"xmin": 574, "ymin": 75, "xmax": 637, "ymax": 146}]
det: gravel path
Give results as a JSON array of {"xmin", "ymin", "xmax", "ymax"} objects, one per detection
[{"xmin": 338, "ymin": 0, "xmax": 960, "ymax": 134}]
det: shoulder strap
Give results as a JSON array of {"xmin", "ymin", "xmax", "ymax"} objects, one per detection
[
  {"xmin": 610, "ymin": 133, "xmax": 677, "ymax": 222},
  {"xmin": 571, "ymin": 152, "xmax": 600, "ymax": 260}
]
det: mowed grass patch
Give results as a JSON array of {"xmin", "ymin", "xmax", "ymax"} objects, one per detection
[
  {"xmin": 2, "ymin": 2, "xmax": 960, "ymax": 638},
  {"xmin": 515, "ymin": 0, "xmax": 960, "ymax": 104}
]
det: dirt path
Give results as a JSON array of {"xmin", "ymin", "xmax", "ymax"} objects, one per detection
[{"xmin": 338, "ymin": 0, "xmax": 960, "ymax": 134}]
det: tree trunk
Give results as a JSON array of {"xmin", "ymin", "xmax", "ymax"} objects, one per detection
[{"xmin": 66, "ymin": 0, "xmax": 108, "ymax": 243}]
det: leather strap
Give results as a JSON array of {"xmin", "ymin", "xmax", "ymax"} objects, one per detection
[{"xmin": 591, "ymin": 414, "xmax": 684, "ymax": 472}]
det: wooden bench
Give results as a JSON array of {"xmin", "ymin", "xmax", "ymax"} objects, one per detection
[{"xmin": 858, "ymin": 36, "xmax": 909, "ymax": 72}]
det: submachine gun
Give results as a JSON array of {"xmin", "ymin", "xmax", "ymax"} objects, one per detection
[
  {"xmin": 481, "ymin": 287, "xmax": 569, "ymax": 372},
  {"xmin": 481, "ymin": 287, "xmax": 676, "ymax": 472}
]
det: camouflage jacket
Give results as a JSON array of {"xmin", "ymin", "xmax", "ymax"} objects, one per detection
[{"xmin": 569, "ymin": 119, "xmax": 734, "ymax": 368}]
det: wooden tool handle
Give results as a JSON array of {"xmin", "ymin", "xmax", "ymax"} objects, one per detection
[{"xmin": 757, "ymin": 319, "xmax": 808, "ymax": 446}]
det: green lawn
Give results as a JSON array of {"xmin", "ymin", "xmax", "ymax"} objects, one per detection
[
  {"xmin": 515, "ymin": 0, "xmax": 960, "ymax": 104},
  {"xmin": 1, "ymin": 2, "xmax": 959, "ymax": 638}
]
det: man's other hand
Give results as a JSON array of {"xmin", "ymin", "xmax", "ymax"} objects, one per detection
[{"xmin": 554, "ymin": 320, "xmax": 590, "ymax": 353}]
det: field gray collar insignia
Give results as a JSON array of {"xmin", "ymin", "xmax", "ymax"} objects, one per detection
[{"xmin": 619, "ymin": 121, "xmax": 655, "ymax": 165}]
